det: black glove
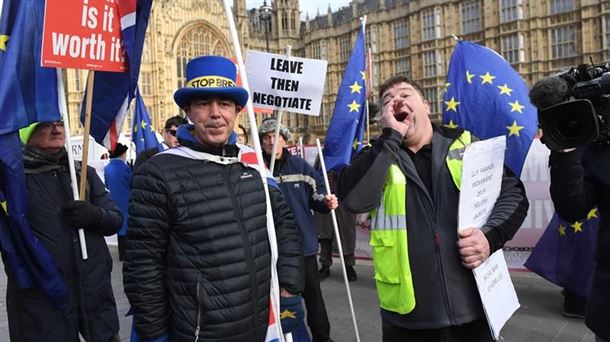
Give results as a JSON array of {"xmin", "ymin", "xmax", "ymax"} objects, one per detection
[
  {"xmin": 279, "ymin": 294, "xmax": 304, "ymax": 334},
  {"xmin": 63, "ymin": 200, "xmax": 102, "ymax": 230}
]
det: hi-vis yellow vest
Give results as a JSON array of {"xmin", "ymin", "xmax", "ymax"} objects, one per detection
[{"xmin": 369, "ymin": 131, "xmax": 471, "ymax": 314}]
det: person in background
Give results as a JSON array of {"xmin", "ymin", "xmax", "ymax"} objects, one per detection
[
  {"xmin": 133, "ymin": 115, "xmax": 187, "ymax": 170},
  {"xmin": 315, "ymin": 169, "xmax": 358, "ymax": 282},
  {"xmin": 236, "ymin": 123, "xmax": 249, "ymax": 146},
  {"xmin": 7, "ymin": 121, "xmax": 123, "ymax": 342},
  {"xmin": 104, "ymin": 142, "xmax": 132, "ymax": 261},
  {"xmin": 260, "ymin": 118, "xmax": 338, "ymax": 342}
]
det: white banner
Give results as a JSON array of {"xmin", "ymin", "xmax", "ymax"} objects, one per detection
[{"xmin": 246, "ymin": 50, "xmax": 327, "ymax": 116}]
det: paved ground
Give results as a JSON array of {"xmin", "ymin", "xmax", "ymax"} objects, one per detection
[{"xmin": 0, "ymin": 246, "xmax": 597, "ymax": 341}]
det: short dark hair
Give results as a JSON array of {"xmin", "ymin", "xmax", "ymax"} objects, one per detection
[
  {"xmin": 164, "ymin": 115, "xmax": 187, "ymax": 129},
  {"xmin": 237, "ymin": 124, "xmax": 248, "ymax": 144},
  {"xmin": 378, "ymin": 75, "xmax": 426, "ymax": 108}
]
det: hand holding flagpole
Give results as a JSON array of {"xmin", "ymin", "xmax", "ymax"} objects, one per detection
[{"xmin": 316, "ymin": 139, "xmax": 361, "ymax": 342}]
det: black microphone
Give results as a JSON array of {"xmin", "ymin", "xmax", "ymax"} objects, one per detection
[{"xmin": 529, "ymin": 76, "xmax": 569, "ymax": 110}]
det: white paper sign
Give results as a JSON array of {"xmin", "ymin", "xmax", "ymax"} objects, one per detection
[
  {"xmin": 458, "ymin": 135, "xmax": 506, "ymax": 231},
  {"xmin": 246, "ymin": 49, "xmax": 327, "ymax": 116},
  {"xmin": 458, "ymin": 135, "xmax": 519, "ymax": 340},
  {"xmin": 472, "ymin": 250, "xmax": 520, "ymax": 340}
]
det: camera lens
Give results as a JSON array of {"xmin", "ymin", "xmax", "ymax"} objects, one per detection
[{"xmin": 555, "ymin": 111, "xmax": 586, "ymax": 139}]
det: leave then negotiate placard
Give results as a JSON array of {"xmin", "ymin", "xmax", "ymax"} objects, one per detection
[
  {"xmin": 246, "ymin": 50, "xmax": 327, "ymax": 116},
  {"xmin": 41, "ymin": 0, "xmax": 126, "ymax": 72}
]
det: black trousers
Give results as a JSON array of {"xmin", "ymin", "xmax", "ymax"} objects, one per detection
[
  {"xmin": 382, "ymin": 318, "xmax": 494, "ymax": 342},
  {"xmin": 319, "ymin": 239, "xmax": 355, "ymax": 268},
  {"xmin": 303, "ymin": 255, "xmax": 331, "ymax": 342}
]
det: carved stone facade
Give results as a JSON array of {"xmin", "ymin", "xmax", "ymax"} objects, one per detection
[{"xmin": 65, "ymin": 0, "xmax": 610, "ymax": 144}]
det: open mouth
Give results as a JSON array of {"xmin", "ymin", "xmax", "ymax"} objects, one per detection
[{"xmin": 394, "ymin": 111, "xmax": 408, "ymax": 122}]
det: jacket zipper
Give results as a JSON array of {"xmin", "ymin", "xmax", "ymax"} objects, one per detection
[
  {"xmin": 432, "ymin": 229, "xmax": 454, "ymax": 324},
  {"xmin": 194, "ymin": 281, "xmax": 201, "ymax": 342},
  {"xmin": 222, "ymin": 166, "xmax": 259, "ymax": 332},
  {"xmin": 432, "ymin": 160, "xmax": 455, "ymax": 325}
]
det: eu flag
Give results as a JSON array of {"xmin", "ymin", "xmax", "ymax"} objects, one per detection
[
  {"xmin": 443, "ymin": 40, "xmax": 537, "ymax": 177},
  {"xmin": 0, "ymin": 0, "xmax": 67, "ymax": 308},
  {"xmin": 132, "ymin": 89, "xmax": 162, "ymax": 156},
  {"xmin": 323, "ymin": 20, "xmax": 367, "ymax": 172},
  {"xmin": 0, "ymin": 0, "xmax": 61, "ymax": 134},
  {"xmin": 525, "ymin": 210, "xmax": 599, "ymax": 298},
  {"xmin": 81, "ymin": 0, "xmax": 153, "ymax": 149}
]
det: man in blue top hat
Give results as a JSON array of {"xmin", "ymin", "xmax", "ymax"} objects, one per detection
[{"xmin": 123, "ymin": 56, "xmax": 305, "ymax": 341}]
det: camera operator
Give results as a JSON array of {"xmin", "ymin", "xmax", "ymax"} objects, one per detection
[
  {"xmin": 548, "ymin": 146, "xmax": 610, "ymax": 342},
  {"xmin": 531, "ymin": 64, "xmax": 610, "ymax": 341}
]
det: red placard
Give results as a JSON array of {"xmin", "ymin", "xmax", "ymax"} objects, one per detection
[{"xmin": 41, "ymin": 0, "xmax": 126, "ymax": 72}]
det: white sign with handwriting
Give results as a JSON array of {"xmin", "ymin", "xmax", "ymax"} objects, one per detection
[{"xmin": 458, "ymin": 135, "xmax": 519, "ymax": 340}]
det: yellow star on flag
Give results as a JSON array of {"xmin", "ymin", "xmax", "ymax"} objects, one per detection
[
  {"xmin": 141, "ymin": 120, "xmax": 147, "ymax": 130},
  {"xmin": 0, "ymin": 34, "xmax": 9, "ymax": 52},
  {"xmin": 445, "ymin": 120, "xmax": 459, "ymax": 129},
  {"xmin": 360, "ymin": 71, "xmax": 366, "ymax": 80},
  {"xmin": 479, "ymin": 72, "xmax": 496, "ymax": 85},
  {"xmin": 1, "ymin": 200, "xmax": 7, "ymax": 214},
  {"xmin": 445, "ymin": 97, "xmax": 460, "ymax": 112},
  {"xmin": 443, "ymin": 82, "xmax": 451, "ymax": 92},
  {"xmin": 347, "ymin": 100, "xmax": 361, "ymax": 112},
  {"xmin": 571, "ymin": 221, "xmax": 583, "ymax": 233},
  {"xmin": 349, "ymin": 81, "xmax": 362, "ymax": 94},
  {"xmin": 558, "ymin": 224, "xmax": 566, "ymax": 237},
  {"xmin": 506, "ymin": 121, "xmax": 524, "ymax": 136},
  {"xmin": 497, "ymin": 83, "xmax": 513, "ymax": 96},
  {"xmin": 466, "ymin": 70, "xmax": 475, "ymax": 84},
  {"xmin": 509, "ymin": 100, "xmax": 525, "ymax": 113},
  {"xmin": 587, "ymin": 208, "xmax": 598, "ymax": 220},
  {"xmin": 280, "ymin": 309, "xmax": 296, "ymax": 319},
  {"xmin": 352, "ymin": 138, "xmax": 360, "ymax": 149}
]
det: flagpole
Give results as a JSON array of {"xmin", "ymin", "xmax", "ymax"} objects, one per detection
[
  {"xmin": 57, "ymin": 68, "xmax": 88, "ymax": 260},
  {"xmin": 80, "ymin": 71, "xmax": 95, "ymax": 200},
  {"xmin": 316, "ymin": 139, "xmax": 361, "ymax": 342},
  {"xmin": 269, "ymin": 45, "xmax": 292, "ymax": 174},
  {"xmin": 222, "ymin": 1, "xmax": 284, "ymax": 341},
  {"xmin": 297, "ymin": 136, "xmax": 303, "ymax": 158}
]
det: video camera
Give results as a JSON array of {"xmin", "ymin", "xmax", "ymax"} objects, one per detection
[{"xmin": 529, "ymin": 62, "xmax": 610, "ymax": 150}]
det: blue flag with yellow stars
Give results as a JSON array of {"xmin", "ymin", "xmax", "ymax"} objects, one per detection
[
  {"xmin": 525, "ymin": 210, "xmax": 599, "ymax": 298},
  {"xmin": 0, "ymin": 0, "xmax": 67, "ymax": 309},
  {"xmin": 323, "ymin": 20, "xmax": 367, "ymax": 172},
  {"xmin": 0, "ymin": 0, "xmax": 61, "ymax": 134},
  {"xmin": 443, "ymin": 40, "xmax": 537, "ymax": 177},
  {"xmin": 132, "ymin": 89, "xmax": 162, "ymax": 156}
]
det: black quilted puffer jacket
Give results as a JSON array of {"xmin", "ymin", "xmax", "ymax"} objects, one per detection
[{"xmin": 124, "ymin": 133, "xmax": 303, "ymax": 342}]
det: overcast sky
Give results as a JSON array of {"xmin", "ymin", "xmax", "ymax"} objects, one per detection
[{"xmin": 246, "ymin": 0, "xmax": 351, "ymax": 19}]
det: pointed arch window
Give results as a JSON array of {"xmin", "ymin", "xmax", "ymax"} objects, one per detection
[{"xmin": 175, "ymin": 25, "xmax": 230, "ymax": 89}]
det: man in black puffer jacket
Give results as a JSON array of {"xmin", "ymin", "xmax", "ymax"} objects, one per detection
[
  {"xmin": 124, "ymin": 56, "xmax": 304, "ymax": 341},
  {"xmin": 6, "ymin": 120, "xmax": 123, "ymax": 342}
]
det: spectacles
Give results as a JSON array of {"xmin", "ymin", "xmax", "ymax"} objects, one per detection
[
  {"xmin": 39, "ymin": 121, "xmax": 64, "ymax": 130},
  {"xmin": 165, "ymin": 129, "xmax": 177, "ymax": 137}
]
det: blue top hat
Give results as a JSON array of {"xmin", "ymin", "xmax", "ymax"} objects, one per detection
[{"xmin": 173, "ymin": 56, "xmax": 249, "ymax": 109}]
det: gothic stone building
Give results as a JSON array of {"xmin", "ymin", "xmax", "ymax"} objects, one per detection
[{"xmin": 64, "ymin": 0, "xmax": 610, "ymax": 144}]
